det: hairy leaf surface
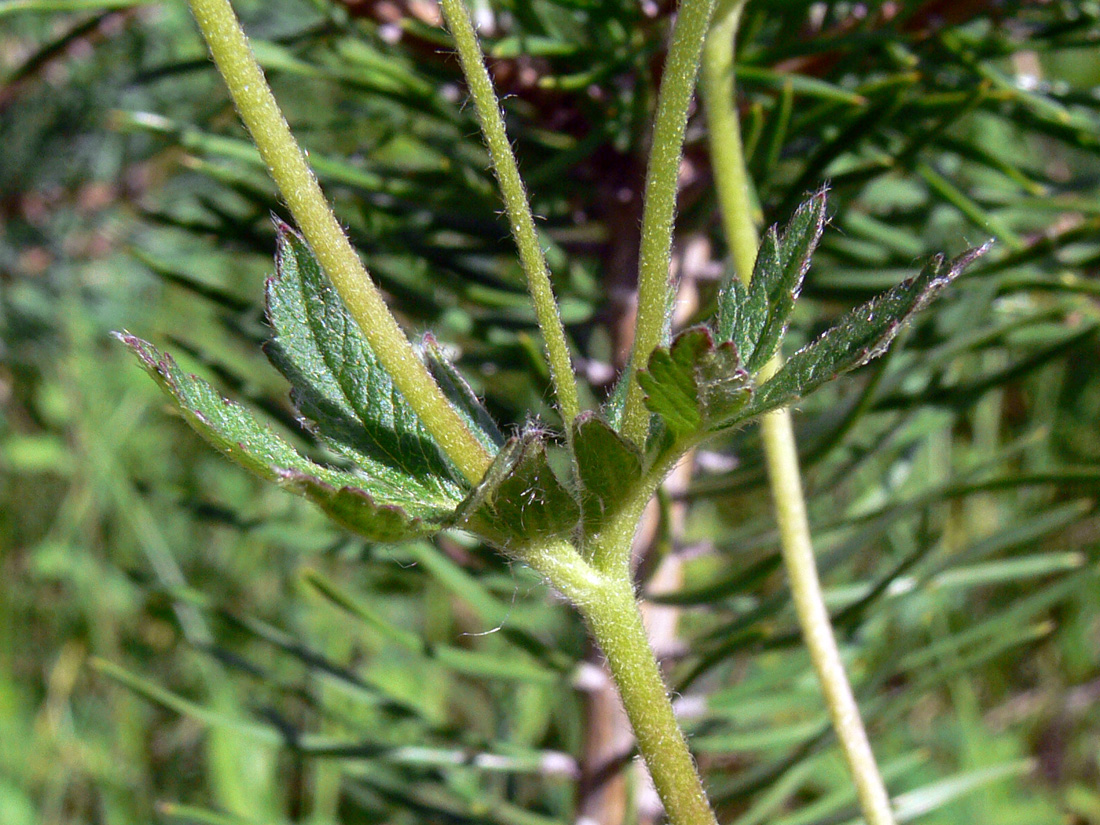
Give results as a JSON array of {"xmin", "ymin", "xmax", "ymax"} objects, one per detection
[
  {"xmin": 116, "ymin": 334, "xmax": 455, "ymax": 540},
  {"xmin": 457, "ymin": 431, "xmax": 580, "ymax": 548},
  {"xmin": 748, "ymin": 244, "xmax": 990, "ymax": 417},
  {"xmin": 571, "ymin": 413, "xmax": 643, "ymax": 537},
  {"xmin": 717, "ymin": 191, "xmax": 827, "ymax": 371},
  {"xmin": 265, "ymin": 222, "xmax": 468, "ymax": 510},
  {"xmin": 638, "ymin": 327, "xmax": 754, "ymax": 440}
]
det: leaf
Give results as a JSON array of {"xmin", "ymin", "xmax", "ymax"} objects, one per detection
[
  {"xmin": 747, "ymin": 244, "xmax": 991, "ymax": 417},
  {"xmin": 116, "ymin": 334, "xmax": 454, "ymax": 541},
  {"xmin": 571, "ymin": 412, "xmax": 643, "ymax": 537},
  {"xmin": 457, "ymin": 430, "xmax": 580, "ymax": 549},
  {"xmin": 637, "ymin": 327, "xmax": 754, "ymax": 440},
  {"xmin": 264, "ymin": 221, "xmax": 468, "ymax": 512},
  {"xmin": 888, "ymin": 761, "xmax": 1033, "ymax": 823},
  {"xmin": 421, "ymin": 333, "xmax": 504, "ymax": 453},
  {"xmin": 714, "ymin": 272, "xmax": 748, "ymax": 351},
  {"xmin": 601, "ymin": 364, "xmax": 631, "ymax": 429},
  {"xmin": 716, "ymin": 191, "xmax": 827, "ymax": 372}
]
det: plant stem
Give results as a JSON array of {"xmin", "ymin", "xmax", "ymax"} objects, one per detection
[
  {"xmin": 702, "ymin": 5, "xmax": 898, "ymax": 825},
  {"xmin": 559, "ymin": 574, "xmax": 718, "ymax": 825},
  {"xmin": 758, "ymin": 415, "xmax": 896, "ymax": 825},
  {"xmin": 588, "ymin": 442, "xmax": 692, "ymax": 577},
  {"xmin": 437, "ymin": 0, "xmax": 580, "ymax": 426},
  {"xmin": 621, "ymin": 0, "xmax": 718, "ymax": 444},
  {"xmin": 185, "ymin": 0, "xmax": 492, "ymax": 486},
  {"xmin": 701, "ymin": 0, "xmax": 755, "ymax": 280}
]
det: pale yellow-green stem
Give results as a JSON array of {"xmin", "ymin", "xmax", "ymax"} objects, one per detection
[
  {"xmin": 522, "ymin": 543, "xmax": 719, "ymax": 825},
  {"xmin": 621, "ymin": 0, "xmax": 718, "ymax": 444},
  {"xmin": 702, "ymin": 3, "xmax": 898, "ymax": 824},
  {"xmin": 438, "ymin": 0, "xmax": 580, "ymax": 426},
  {"xmin": 186, "ymin": 0, "xmax": 492, "ymax": 485}
]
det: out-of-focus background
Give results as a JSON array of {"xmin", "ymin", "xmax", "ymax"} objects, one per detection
[{"xmin": 3, "ymin": 1, "xmax": 1100, "ymax": 823}]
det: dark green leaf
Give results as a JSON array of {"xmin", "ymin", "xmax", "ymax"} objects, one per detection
[
  {"xmin": 714, "ymin": 271, "xmax": 748, "ymax": 351},
  {"xmin": 422, "ymin": 333, "xmax": 504, "ymax": 453},
  {"xmin": 571, "ymin": 412, "xmax": 643, "ymax": 537},
  {"xmin": 602, "ymin": 365, "xmax": 631, "ymax": 429},
  {"xmin": 638, "ymin": 327, "xmax": 754, "ymax": 440},
  {"xmin": 749, "ymin": 244, "xmax": 991, "ymax": 417},
  {"xmin": 457, "ymin": 430, "xmax": 580, "ymax": 549},
  {"xmin": 116, "ymin": 334, "xmax": 454, "ymax": 540},
  {"xmin": 717, "ymin": 191, "xmax": 827, "ymax": 372},
  {"xmin": 265, "ymin": 221, "xmax": 467, "ymax": 511}
]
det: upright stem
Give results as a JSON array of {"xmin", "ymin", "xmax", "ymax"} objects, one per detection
[
  {"xmin": 438, "ymin": 0, "xmax": 580, "ymax": 426},
  {"xmin": 701, "ymin": 5, "xmax": 898, "ymax": 825},
  {"xmin": 758, "ymin": 417, "xmax": 896, "ymax": 825},
  {"xmin": 550, "ymin": 573, "xmax": 718, "ymax": 825},
  {"xmin": 185, "ymin": 0, "xmax": 492, "ymax": 485},
  {"xmin": 621, "ymin": 0, "xmax": 718, "ymax": 444},
  {"xmin": 701, "ymin": 0, "xmax": 756, "ymax": 282}
]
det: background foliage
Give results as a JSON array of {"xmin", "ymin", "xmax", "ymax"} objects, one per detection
[{"xmin": 3, "ymin": 1, "xmax": 1100, "ymax": 823}]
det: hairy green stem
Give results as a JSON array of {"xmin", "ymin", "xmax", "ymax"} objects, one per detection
[
  {"xmin": 579, "ymin": 580, "xmax": 716, "ymax": 825},
  {"xmin": 527, "ymin": 550, "xmax": 717, "ymax": 825},
  {"xmin": 702, "ymin": 4, "xmax": 898, "ymax": 825},
  {"xmin": 185, "ymin": 0, "xmax": 492, "ymax": 485},
  {"xmin": 758, "ymin": 416, "xmax": 896, "ymax": 825},
  {"xmin": 438, "ymin": 0, "xmax": 580, "ymax": 426},
  {"xmin": 588, "ymin": 443, "xmax": 693, "ymax": 577},
  {"xmin": 621, "ymin": 0, "xmax": 718, "ymax": 444},
  {"xmin": 701, "ymin": 0, "xmax": 756, "ymax": 281}
]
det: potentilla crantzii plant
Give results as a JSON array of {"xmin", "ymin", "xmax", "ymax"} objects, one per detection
[{"xmin": 117, "ymin": 1, "xmax": 987, "ymax": 823}]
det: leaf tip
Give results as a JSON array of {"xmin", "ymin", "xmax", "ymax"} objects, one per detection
[
  {"xmin": 951, "ymin": 240, "xmax": 994, "ymax": 275},
  {"xmin": 270, "ymin": 212, "xmax": 296, "ymax": 240}
]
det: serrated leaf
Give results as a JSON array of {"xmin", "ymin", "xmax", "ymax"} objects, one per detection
[
  {"xmin": 264, "ymin": 221, "xmax": 468, "ymax": 512},
  {"xmin": 421, "ymin": 333, "xmax": 504, "ymax": 453},
  {"xmin": 117, "ymin": 334, "xmax": 452, "ymax": 541},
  {"xmin": 748, "ymin": 244, "xmax": 990, "ymax": 417},
  {"xmin": 602, "ymin": 365, "xmax": 631, "ymax": 429},
  {"xmin": 714, "ymin": 272, "xmax": 748, "ymax": 347},
  {"xmin": 637, "ymin": 327, "xmax": 754, "ymax": 440},
  {"xmin": 457, "ymin": 431, "xmax": 580, "ymax": 549},
  {"xmin": 717, "ymin": 191, "xmax": 827, "ymax": 372},
  {"xmin": 571, "ymin": 412, "xmax": 643, "ymax": 537}
]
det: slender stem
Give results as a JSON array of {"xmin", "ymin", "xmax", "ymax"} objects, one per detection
[
  {"xmin": 701, "ymin": 0, "xmax": 756, "ymax": 283},
  {"xmin": 568, "ymin": 576, "xmax": 718, "ymax": 825},
  {"xmin": 185, "ymin": 0, "xmax": 492, "ymax": 485},
  {"xmin": 621, "ymin": 0, "xmax": 718, "ymax": 444},
  {"xmin": 437, "ymin": 0, "xmax": 580, "ymax": 426},
  {"xmin": 758, "ymin": 416, "xmax": 896, "ymax": 825},
  {"xmin": 702, "ymin": 5, "xmax": 898, "ymax": 825},
  {"xmin": 588, "ymin": 442, "xmax": 692, "ymax": 577}
]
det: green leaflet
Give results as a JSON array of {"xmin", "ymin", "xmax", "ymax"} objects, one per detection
[
  {"xmin": 421, "ymin": 333, "xmax": 504, "ymax": 454},
  {"xmin": 716, "ymin": 190, "xmax": 827, "ymax": 371},
  {"xmin": 571, "ymin": 413, "xmax": 643, "ymax": 537},
  {"xmin": 457, "ymin": 430, "xmax": 580, "ymax": 549},
  {"xmin": 714, "ymin": 273, "xmax": 748, "ymax": 354},
  {"xmin": 601, "ymin": 363, "xmax": 631, "ymax": 430},
  {"xmin": 264, "ymin": 221, "xmax": 471, "ymax": 511},
  {"xmin": 115, "ymin": 334, "xmax": 454, "ymax": 541},
  {"xmin": 748, "ymin": 243, "xmax": 991, "ymax": 417},
  {"xmin": 638, "ymin": 206, "xmax": 984, "ymax": 444},
  {"xmin": 637, "ymin": 327, "xmax": 754, "ymax": 440}
]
